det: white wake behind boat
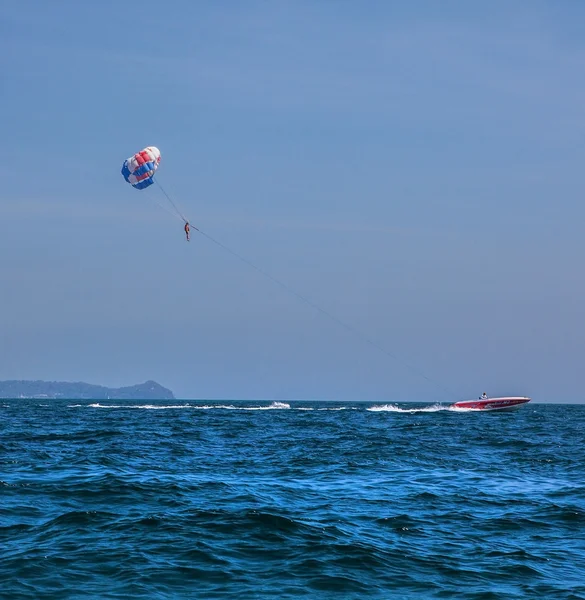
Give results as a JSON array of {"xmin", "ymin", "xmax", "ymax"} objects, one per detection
[{"xmin": 451, "ymin": 396, "xmax": 531, "ymax": 411}]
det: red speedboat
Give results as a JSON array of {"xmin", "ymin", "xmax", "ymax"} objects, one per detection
[{"xmin": 451, "ymin": 396, "xmax": 531, "ymax": 411}]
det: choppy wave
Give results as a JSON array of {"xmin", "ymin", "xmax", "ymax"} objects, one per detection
[{"xmin": 1, "ymin": 400, "xmax": 584, "ymax": 599}]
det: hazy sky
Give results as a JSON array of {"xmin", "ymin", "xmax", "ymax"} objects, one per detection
[{"xmin": 1, "ymin": 1, "xmax": 584, "ymax": 402}]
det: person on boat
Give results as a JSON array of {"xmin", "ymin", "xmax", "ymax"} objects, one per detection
[
  {"xmin": 479, "ymin": 392, "xmax": 488, "ymax": 399},
  {"xmin": 184, "ymin": 221, "xmax": 190, "ymax": 242}
]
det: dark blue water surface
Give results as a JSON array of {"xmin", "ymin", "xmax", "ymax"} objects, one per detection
[{"xmin": 1, "ymin": 400, "xmax": 584, "ymax": 599}]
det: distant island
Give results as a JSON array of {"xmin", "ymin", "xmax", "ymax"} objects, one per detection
[{"xmin": 0, "ymin": 380, "xmax": 175, "ymax": 400}]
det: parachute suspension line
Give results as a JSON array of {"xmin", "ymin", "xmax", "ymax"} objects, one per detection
[
  {"xmin": 154, "ymin": 179, "xmax": 189, "ymax": 223},
  {"xmin": 195, "ymin": 228, "xmax": 456, "ymax": 400},
  {"xmin": 143, "ymin": 187, "xmax": 185, "ymax": 222}
]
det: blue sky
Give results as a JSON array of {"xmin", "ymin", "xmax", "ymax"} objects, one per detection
[{"xmin": 1, "ymin": 1, "xmax": 584, "ymax": 402}]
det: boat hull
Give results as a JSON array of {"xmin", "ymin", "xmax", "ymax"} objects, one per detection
[{"xmin": 452, "ymin": 397, "xmax": 531, "ymax": 411}]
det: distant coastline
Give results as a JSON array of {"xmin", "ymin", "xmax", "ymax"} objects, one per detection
[{"xmin": 0, "ymin": 380, "xmax": 175, "ymax": 400}]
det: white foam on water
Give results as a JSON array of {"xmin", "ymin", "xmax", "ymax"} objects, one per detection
[
  {"xmin": 192, "ymin": 402, "xmax": 291, "ymax": 410},
  {"xmin": 191, "ymin": 404, "xmax": 236, "ymax": 410},
  {"xmin": 77, "ymin": 401, "xmax": 292, "ymax": 411},
  {"xmin": 367, "ymin": 403, "xmax": 451, "ymax": 413},
  {"xmin": 239, "ymin": 402, "xmax": 291, "ymax": 410},
  {"xmin": 71, "ymin": 401, "xmax": 470, "ymax": 413},
  {"xmin": 86, "ymin": 403, "xmax": 193, "ymax": 409}
]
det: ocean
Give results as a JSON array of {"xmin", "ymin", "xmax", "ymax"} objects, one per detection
[{"xmin": 1, "ymin": 400, "xmax": 584, "ymax": 599}]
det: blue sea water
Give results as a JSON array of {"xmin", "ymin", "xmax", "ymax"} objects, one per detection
[{"xmin": 1, "ymin": 400, "xmax": 584, "ymax": 599}]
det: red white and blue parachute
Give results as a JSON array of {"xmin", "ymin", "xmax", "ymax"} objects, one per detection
[
  {"xmin": 121, "ymin": 146, "xmax": 161, "ymax": 190},
  {"xmin": 121, "ymin": 145, "xmax": 189, "ymax": 225}
]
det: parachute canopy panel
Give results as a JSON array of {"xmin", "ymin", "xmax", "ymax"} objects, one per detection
[{"xmin": 121, "ymin": 146, "xmax": 161, "ymax": 190}]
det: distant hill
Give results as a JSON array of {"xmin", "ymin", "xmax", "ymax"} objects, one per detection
[{"xmin": 0, "ymin": 380, "xmax": 175, "ymax": 400}]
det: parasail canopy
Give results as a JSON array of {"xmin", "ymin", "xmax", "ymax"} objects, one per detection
[{"xmin": 121, "ymin": 146, "xmax": 161, "ymax": 190}]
